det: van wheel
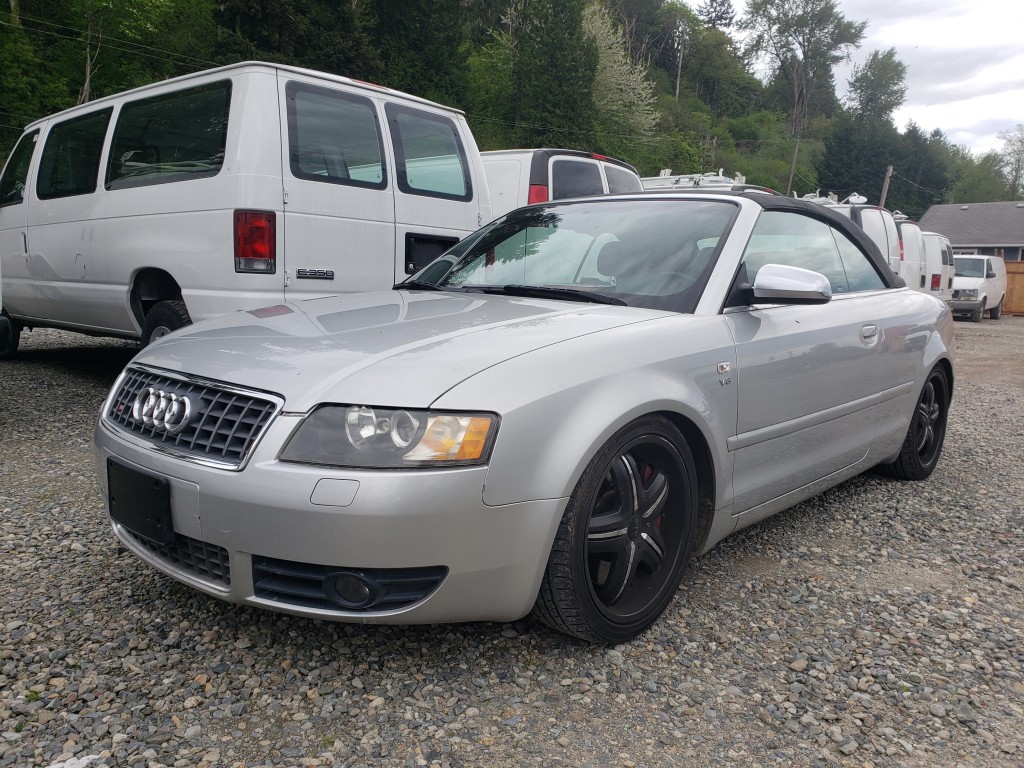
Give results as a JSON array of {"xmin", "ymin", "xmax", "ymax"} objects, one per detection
[
  {"xmin": 972, "ymin": 299, "xmax": 985, "ymax": 322},
  {"xmin": 0, "ymin": 314, "xmax": 20, "ymax": 359},
  {"xmin": 989, "ymin": 299, "xmax": 1002, "ymax": 320},
  {"xmin": 141, "ymin": 300, "xmax": 191, "ymax": 346}
]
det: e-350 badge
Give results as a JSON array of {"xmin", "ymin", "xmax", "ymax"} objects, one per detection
[{"xmin": 296, "ymin": 268, "xmax": 335, "ymax": 280}]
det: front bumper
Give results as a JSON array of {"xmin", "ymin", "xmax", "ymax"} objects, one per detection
[
  {"xmin": 950, "ymin": 299, "xmax": 981, "ymax": 315},
  {"xmin": 95, "ymin": 415, "xmax": 567, "ymax": 625}
]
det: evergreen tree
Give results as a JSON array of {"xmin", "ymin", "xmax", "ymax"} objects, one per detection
[
  {"xmin": 697, "ymin": 0, "xmax": 735, "ymax": 29},
  {"xmin": 512, "ymin": 0, "xmax": 598, "ymax": 148}
]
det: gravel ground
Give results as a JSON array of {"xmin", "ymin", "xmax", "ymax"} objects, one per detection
[{"xmin": 1, "ymin": 319, "xmax": 1022, "ymax": 768}]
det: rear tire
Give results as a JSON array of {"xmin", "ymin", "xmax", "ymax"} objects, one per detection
[
  {"xmin": 882, "ymin": 365, "xmax": 950, "ymax": 481},
  {"xmin": 141, "ymin": 300, "xmax": 191, "ymax": 346},
  {"xmin": 531, "ymin": 416, "xmax": 697, "ymax": 643}
]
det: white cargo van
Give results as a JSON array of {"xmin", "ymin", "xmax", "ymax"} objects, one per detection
[
  {"xmin": 952, "ymin": 254, "xmax": 1007, "ymax": 321},
  {"xmin": 893, "ymin": 217, "xmax": 928, "ymax": 294},
  {"xmin": 482, "ymin": 149, "xmax": 642, "ymax": 220},
  {"xmin": 0, "ymin": 62, "xmax": 491, "ymax": 355},
  {"xmin": 0, "ymin": 259, "xmax": 9, "ymax": 355},
  {"xmin": 921, "ymin": 231, "xmax": 955, "ymax": 304}
]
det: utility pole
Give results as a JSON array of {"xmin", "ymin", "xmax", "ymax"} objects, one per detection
[
  {"xmin": 879, "ymin": 165, "xmax": 894, "ymax": 208},
  {"xmin": 786, "ymin": 136, "xmax": 801, "ymax": 196}
]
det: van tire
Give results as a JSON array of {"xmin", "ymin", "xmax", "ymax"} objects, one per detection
[
  {"xmin": 141, "ymin": 300, "xmax": 191, "ymax": 346},
  {"xmin": 989, "ymin": 298, "xmax": 1002, "ymax": 320},
  {"xmin": 972, "ymin": 299, "xmax": 985, "ymax": 323},
  {"xmin": 0, "ymin": 314, "xmax": 20, "ymax": 359}
]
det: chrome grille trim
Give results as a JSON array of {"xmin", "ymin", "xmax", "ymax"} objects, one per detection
[{"xmin": 103, "ymin": 365, "xmax": 283, "ymax": 470}]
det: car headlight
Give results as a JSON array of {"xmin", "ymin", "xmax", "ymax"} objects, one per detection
[
  {"xmin": 960, "ymin": 289, "xmax": 979, "ymax": 299},
  {"xmin": 280, "ymin": 405, "xmax": 499, "ymax": 468}
]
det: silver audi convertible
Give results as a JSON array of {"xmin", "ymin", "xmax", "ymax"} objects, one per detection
[{"xmin": 94, "ymin": 192, "xmax": 954, "ymax": 642}]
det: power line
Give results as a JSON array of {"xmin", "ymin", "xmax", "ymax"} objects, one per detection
[{"xmin": 13, "ymin": 13, "xmax": 218, "ymax": 68}]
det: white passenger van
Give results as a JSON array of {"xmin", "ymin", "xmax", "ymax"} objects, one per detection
[
  {"xmin": 0, "ymin": 62, "xmax": 491, "ymax": 355},
  {"xmin": 482, "ymin": 149, "xmax": 642, "ymax": 220},
  {"xmin": 921, "ymin": 231, "xmax": 955, "ymax": 304},
  {"xmin": 952, "ymin": 254, "xmax": 1007, "ymax": 321}
]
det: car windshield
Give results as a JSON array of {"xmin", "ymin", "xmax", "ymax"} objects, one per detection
[
  {"xmin": 405, "ymin": 199, "xmax": 737, "ymax": 313},
  {"xmin": 954, "ymin": 257, "xmax": 985, "ymax": 278}
]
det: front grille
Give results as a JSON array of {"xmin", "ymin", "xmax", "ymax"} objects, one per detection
[
  {"xmin": 124, "ymin": 528, "xmax": 231, "ymax": 586},
  {"xmin": 106, "ymin": 367, "xmax": 280, "ymax": 468},
  {"xmin": 252, "ymin": 556, "xmax": 447, "ymax": 612},
  {"xmin": 952, "ymin": 290, "xmax": 961, "ymax": 299}
]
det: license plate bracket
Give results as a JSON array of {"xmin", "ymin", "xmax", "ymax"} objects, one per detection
[{"xmin": 107, "ymin": 458, "xmax": 175, "ymax": 545}]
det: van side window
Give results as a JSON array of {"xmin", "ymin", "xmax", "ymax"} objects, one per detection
[
  {"xmin": 0, "ymin": 130, "xmax": 38, "ymax": 207},
  {"xmin": 106, "ymin": 81, "xmax": 231, "ymax": 190},
  {"xmin": 605, "ymin": 163, "xmax": 642, "ymax": 193},
  {"xmin": 385, "ymin": 104, "xmax": 471, "ymax": 200},
  {"xmin": 551, "ymin": 159, "xmax": 603, "ymax": 199},
  {"xmin": 287, "ymin": 82, "xmax": 386, "ymax": 188},
  {"xmin": 36, "ymin": 108, "xmax": 112, "ymax": 200}
]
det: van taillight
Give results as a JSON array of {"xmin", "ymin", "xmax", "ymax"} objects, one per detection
[
  {"xmin": 234, "ymin": 210, "xmax": 276, "ymax": 273},
  {"xmin": 528, "ymin": 184, "xmax": 548, "ymax": 205},
  {"xmin": 931, "ymin": 274, "xmax": 941, "ymax": 290},
  {"xmin": 899, "ymin": 242, "xmax": 904, "ymax": 260}
]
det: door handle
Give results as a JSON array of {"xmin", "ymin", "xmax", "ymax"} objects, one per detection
[{"xmin": 862, "ymin": 324, "xmax": 877, "ymax": 339}]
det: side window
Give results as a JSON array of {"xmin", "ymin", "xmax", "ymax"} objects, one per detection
[
  {"xmin": 831, "ymin": 227, "xmax": 886, "ymax": 292},
  {"xmin": 287, "ymin": 81, "xmax": 386, "ymax": 188},
  {"xmin": 107, "ymin": 81, "xmax": 231, "ymax": 190},
  {"xmin": 605, "ymin": 164, "xmax": 642, "ymax": 193},
  {"xmin": 36, "ymin": 108, "xmax": 112, "ymax": 200},
  {"xmin": 741, "ymin": 211, "xmax": 849, "ymax": 294},
  {"xmin": 0, "ymin": 130, "xmax": 38, "ymax": 207},
  {"xmin": 942, "ymin": 244, "xmax": 953, "ymax": 266},
  {"xmin": 384, "ymin": 103, "xmax": 471, "ymax": 200},
  {"xmin": 551, "ymin": 159, "xmax": 603, "ymax": 199}
]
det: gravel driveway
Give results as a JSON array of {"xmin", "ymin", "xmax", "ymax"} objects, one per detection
[{"xmin": 1, "ymin": 319, "xmax": 1021, "ymax": 768}]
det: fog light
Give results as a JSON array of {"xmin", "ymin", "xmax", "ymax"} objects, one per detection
[{"xmin": 325, "ymin": 571, "xmax": 377, "ymax": 609}]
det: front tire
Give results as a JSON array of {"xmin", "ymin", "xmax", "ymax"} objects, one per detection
[
  {"xmin": 989, "ymin": 298, "xmax": 1002, "ymax": 319},
  {"xmin": 972, "ymin": 299, "xmax": 985, "ymax": 322},
  {"xmin": 0, "ymin": 313, "xmax": 20, "ymax": 359},
  {"xmin": 141, "ymin": 300, "xmax": 191, "ymax": 346},
  {"xmin": 532, "ymin": 416, "xmax": 698, "ymax": 643},
  {"xmin": 883, "ymin": 365, "xmax": 950, "ymax": 481}
]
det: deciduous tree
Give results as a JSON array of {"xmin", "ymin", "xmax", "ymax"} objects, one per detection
[
  {"xmin": 846, "ymin": 47, "xmax": 906, "ymax": 124},
  {"xmin": 740, "ymin": 0, "xmax": 865, "ymax": 136}
]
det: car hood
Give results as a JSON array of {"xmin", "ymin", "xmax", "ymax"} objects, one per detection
[
  {"xmin": 133, "ymin": 291, "xmax": 668, "ymax": 410},
  {"xmin": 951, "ymin": 276, "xmax": 983, "ymax": 290}
]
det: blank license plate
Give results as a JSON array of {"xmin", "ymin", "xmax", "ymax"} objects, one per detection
[{"xmin": 107, "ymin": 458, "xmax": 175, "ymax": 545}]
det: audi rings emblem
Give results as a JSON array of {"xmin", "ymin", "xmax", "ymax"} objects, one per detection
[{"xmin": 131, "ymin": 387, "xmax": 193, "ymax": 435}]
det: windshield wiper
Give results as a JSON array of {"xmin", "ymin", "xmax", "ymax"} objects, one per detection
[
  {"xmin": 494, "ymin": 285, "xmax": 626, "ymax": 305},
  {"xmin": 393, "ymin": 280, "xmax": 445, "ymax": 291}
]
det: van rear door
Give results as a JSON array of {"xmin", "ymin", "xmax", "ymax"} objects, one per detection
[
  {"xmin": 384, "ymin": 104, "xmax": 483, "ymax": 277},
  {"xmin": 279, "ymin": 75, "xmax": 396, "ymax": 299}
]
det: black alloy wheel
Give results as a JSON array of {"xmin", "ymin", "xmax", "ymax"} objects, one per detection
[
  {"xmin": 883, "ymin": 365, "xmax": 950, "ymax": 481},
  {"xmin": 532, "ymin": 416, "xmax": 697, "ymax": 642}
]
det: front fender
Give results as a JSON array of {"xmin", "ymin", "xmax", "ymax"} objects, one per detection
[{"xmin": 431, "ymin": 315, "xmax": 737, "ymax": 509}]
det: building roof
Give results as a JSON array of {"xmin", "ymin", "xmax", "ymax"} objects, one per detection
[{"xmin": 919, "ymin": 201, "xmax": 1024, "ymax": 247}]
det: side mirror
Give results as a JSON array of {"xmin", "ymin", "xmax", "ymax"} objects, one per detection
[
  {"xmin": 986, "ymin": 270, "xmax": 996, "ymax": 278},
  {"xmin": 751, "ymin": 264, "xmax": 833, "ymax": 305}
]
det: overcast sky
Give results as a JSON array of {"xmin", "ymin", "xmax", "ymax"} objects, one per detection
[
  {"xmin": 833, "ymin": 0, "xmax": 1022, "ymax": 155},
  {"xmin": 694, "ymin": 0, "xmax": 1021, "ymax": 156}
]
